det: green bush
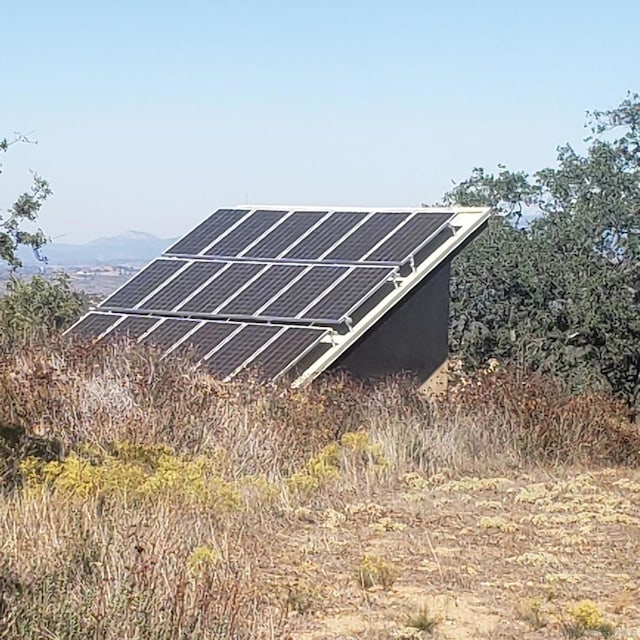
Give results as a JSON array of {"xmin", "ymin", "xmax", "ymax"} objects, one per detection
[{"xmin": 0, "ymin": 273, "xmax": 88, "ymax": 345}]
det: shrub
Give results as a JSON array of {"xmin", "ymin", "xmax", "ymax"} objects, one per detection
[
  {"xmin": 0, "ymin": 422, "xmax": 61, "ymax": 489},
  {"xmin": 355, "ymin": 554, "xmax": 399, "ymax": 590},
  {"xmin": 20, "ymin": 444, "xmax": 243, "ymax": 512},
  {"xmin": 447, "ymin": 366, "xmax": 640, "ymax": 465},
  {"xmin": 286, "ymin": 430, "xmax": 390, "ymax": 498},
  {"xmin": 563, "ymin": 601, "xmax": 615, "ymax": 638},
  {"xmin": 406, "ymin": 605, "xmax": 440, "ymax": 633},
  {"xmin": 0, "ymin": 338, "xmax": 638, "ymax": 494},
  {"xmin": 0, "ymin": 272, "xmax": 88, "ymax": 346}
]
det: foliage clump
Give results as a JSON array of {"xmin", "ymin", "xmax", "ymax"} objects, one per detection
[
  {"xmin": 0, "ymin": 272, "xmax": 88, "ymax": 345},
  {"xmin": 0, "ymin": 135, "xmax": 50, "ymax": 269},
  {"xmin": 286, "ymin": 430, "xmax": 389, "ymax": 497},
  {"xmin": 449, "ymin": 365, "xmax": 640, "ymax": 465},
  {"xmin": 187, "ymin": 545, "xmax": 220, "ymax": 575},
  {"xmin": 20, "ymin": 442, "xmax": 242, "ymax": 511},
  {"xmin": 563, "ymin": 601, "xmax": 615, "ymax": 638},
  {"xmin": 355, "ymin": 554, "xmax": 399, "ymax": 590},
  {"xmin": 406, "ymin": 605, "xmax": 440, "ymax": 633},
  {"xmin": 0, "ymin": 134, "xmax": 88, "ymax": 346}
]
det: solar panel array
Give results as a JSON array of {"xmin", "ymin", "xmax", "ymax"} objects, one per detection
[
  {"xmin": 166, "ymin": 208, "xmax": 452, "ymax": 264},
  {"xmin": 68, "ymin": 206, "xmax": 457, "ymax": 381},
  {"xmin": 100, "ymin": 258, "xmax": 397, "ymax": 324}
]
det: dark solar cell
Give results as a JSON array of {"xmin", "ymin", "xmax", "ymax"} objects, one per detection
[
  {"xmin": 166, "ymin": 209, "xmax": 249, "ymax": 255},
  {"xmin": 367, "ymin": 212, "xmax": 453, "ymax": 262},
  {"xmin": 303, "ymin": 267, "xmax": 395, "ymax": 321},
  {"xmin": 241, "ymin": 211, "xmax": 328, "ymax": 258},
  {"xmin": 281, "ymin": 212, "xmax": 365, "ymax": 259},
  {"xmin": 247, "ymin": 326, "xmax": 328, "ymax": 378},
  {"xmin": 218, "ymin": 264, "xmax": 306, "ymax": 316},
  {"xmin": 178, "ymin": 262, "xmax": 265, "ymax": 314},
  {"xmin": 203, "ymin": 324, "xmax": 281, "ymax": 378},
  {"xmin": 171, "ymin": 321, "xmax": 240, "ymax": 362},
  {"xmin": 110, "ymin": 315, "xmax": 160, "ymax": 339},
  {"xmin": 259, "ymin": 265, "xmax": 347, "ymax": 318},
  {"xmin": 142, "ymin": 261, "xmax": 225, "ymax": 311},
  {"xmin": 101, "ymin": 259, "xmax": 185, "ymax": 309},
  {"xmin": 141, "ymin": 318, "xmax": 200, "ymax": 351},
  {"xmin": 324, "ymin": 212, "xmax": 411, "ymax": 261},
  {"xmin": 68, "ymin": 312, "xmax": 121, "ymax": 338},
  {"xmin": 203, "ymin": 210, "xmax": 288, "ymax": 257}
]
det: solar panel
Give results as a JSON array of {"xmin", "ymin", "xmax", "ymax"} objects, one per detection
[
  {"xmin": 324, "ymin": 212, "xmax": 412, "ymax": 261},
  {"xmin": 242, "ymin": 211, "xmax": 328, "ymax": 258},
  {"xmin": 141, "ymin": 318, "xmax": 200, "ymax": 350},
  {"xmin": 245, "ymin": 326, "xmax": 332, "ymax": 379},
  {"xmin": 166, "ymin": 209, "xmax": 250, "ymax": 255},
  {"xmin": 301, "ymin": 266, "xmax": 395, "ymax": 321},
  {"xmin": 366, "ymin": 212, "xmax": 453, "ymax": 262},
  {"xmin": 177, "ymin": 262, "xmax": 265, "ymax": 314},
  {"xmin": 163, "ymin": 208, "xmax": 455, "ymax": 266},
  {"xmin": 67, "ymin": 312, "xmax": 122, "ymax": 338},
  {"xmin": 217, "ymin": 264, "xmax": 307, "ymax": 315},
  {"xmin": 202, "ymin": 324, "xmax": 282, "ymax": 378},
  {"xmin": 172, "ymin": 321, "xmax": 240, "ymax": 361},
  {"xmin": 101, "ymin": 260, "xmax": 394, "ymax": 324},
  {"xmin": 281, "ymin": 212, "xmax": 365, "ymax": 260},
  {"xmin": 202, "ymin": 323, "xmax": 330, "ymax": 380},
  {"xmin": 141, "ymin": 261, "xmax": 226, "ymax": 311},
  {"xmin": 67, "ymin": 311, "xmax": 332, "ymax": 381},
  {"xmin": 203, "ymin": 209, "xmax": 288, "ymax": 256},
  {"xmin": 102, "ymin": 259, "xmax": 185, "ymax": 308},
  {"xmin": 110, "ymin": 315, "xmax": 159, "ymax": 339},
  {"xmin": 68, "ymin": 205, "xmax": 490, "ymax": 384},
  {"xmin": 258, "ymin": 265, "xmax": 344, "ymax": 317}
]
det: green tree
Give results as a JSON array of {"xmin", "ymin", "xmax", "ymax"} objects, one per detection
[
  {"xmin": 0, "ymin": 135, "xmax": 87, "ymax": 341},
  {"xmin": 445, "ymin": 93, "xmax": 640, "ymax": 410},
  {"xmin": 0, "ymin": 135, "xmax": 50, "ymax": 268}
]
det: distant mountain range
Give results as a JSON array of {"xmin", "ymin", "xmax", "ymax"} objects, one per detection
[{"xmin": 17, "ymin": 231, "xmax": 178, "ymax": 267}]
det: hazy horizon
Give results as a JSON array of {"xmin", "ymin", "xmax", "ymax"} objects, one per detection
[{"xmin": 3, "ymin": 0, "xmax": 639, "ymax": 243}]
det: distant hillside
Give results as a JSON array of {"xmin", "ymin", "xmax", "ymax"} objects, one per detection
[{"xmin": 17, "ymin": 231, "xmax": 178, "ymax": 267}]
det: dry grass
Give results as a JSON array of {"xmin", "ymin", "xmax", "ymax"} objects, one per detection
[{"xmin": 0, "ymin": 340, "xmax": 639, "ymax": 639}]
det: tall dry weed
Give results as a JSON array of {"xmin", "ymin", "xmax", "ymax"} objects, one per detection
[
  {"xmin": 446, "ymin": 367, "xmax": 640, "ymax": 466},
  {"xmin": 1, "ymin": 340, "xmax": 639, "ymax": 638},
  {"xmin": 1, "ymin": 340, "xmax": 639, "ymax": 483}
]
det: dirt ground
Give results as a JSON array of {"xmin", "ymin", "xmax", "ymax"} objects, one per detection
[{"xmin": 266, "ymin": 468, "xmax": 640, "ymax": 639}]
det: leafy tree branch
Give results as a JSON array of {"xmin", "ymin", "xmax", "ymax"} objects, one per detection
[{"xmin": 0, "ymin": 134, "xmax": 50, "ymax": 268}]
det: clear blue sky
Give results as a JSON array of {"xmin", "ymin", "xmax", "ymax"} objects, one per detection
[{"xmin": 2, "ymin": 0, "xmax": 638, "ymax": 243}]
